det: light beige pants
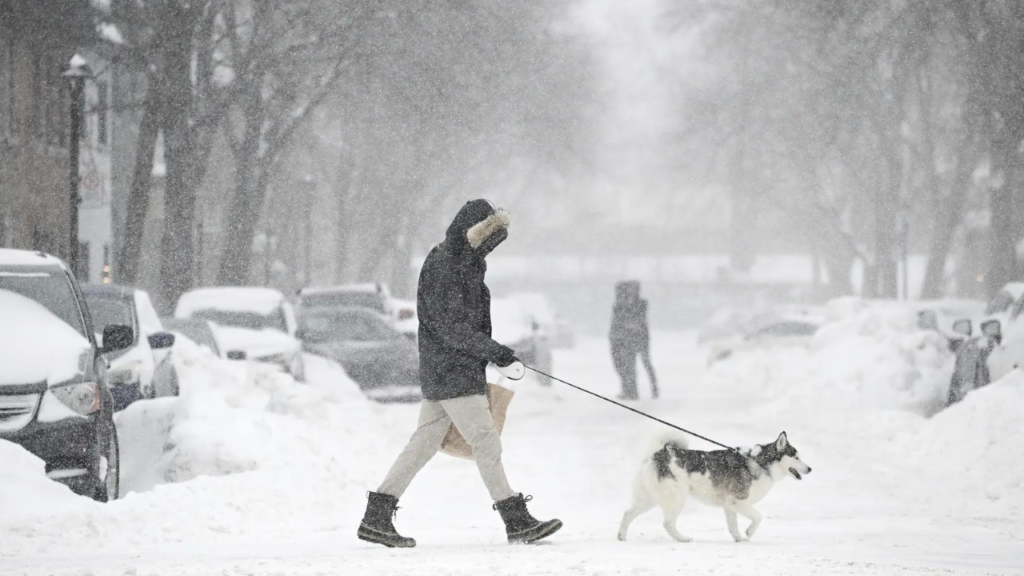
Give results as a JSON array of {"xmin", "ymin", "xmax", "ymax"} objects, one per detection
[{"xmin": 378, "ymin": 394, "xmax": 515, "ymax": 502}]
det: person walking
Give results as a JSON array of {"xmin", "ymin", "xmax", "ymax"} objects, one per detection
[
  {"xmin": 358, "ymin": 199, "xmax": 562, "ymax": 548},
  {"xmin": 609, "ymin": 281, "xmax": 658, "ymax": 400}
]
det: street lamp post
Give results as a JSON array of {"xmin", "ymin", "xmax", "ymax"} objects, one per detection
[{"xmin": 64, "ymin": 55, "xmax": 93, "ymax": 278}]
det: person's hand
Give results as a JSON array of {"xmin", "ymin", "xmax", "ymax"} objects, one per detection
[
  {"xmin": 495, "ymin": 346, "xmax": 517, "ymax": 368},
  {"xmin": 496, "ymin": 359, "xmax": 526, "ymax": 381}
]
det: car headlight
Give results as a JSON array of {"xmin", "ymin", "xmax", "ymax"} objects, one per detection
[
  {"xmin": 51, "ymin": 381, "xmax": 100, "ymax": 415},
  {"xmin": 108, "ymin": 361, "xmax": 141, "ymax": 386}
]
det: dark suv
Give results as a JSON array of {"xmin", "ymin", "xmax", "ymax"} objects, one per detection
[{"xmin": 0, "ymin": 249, "xmax": 133, "ymax": 501}]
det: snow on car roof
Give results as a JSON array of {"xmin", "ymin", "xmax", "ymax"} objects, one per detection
[
  {"xmin": 301, "ymin": 283, "xmax": 382, "ymax": 295},
  {"xmin": 491, "ymin": 298, "xmax": 533, "ymax": 344},
  {"xmin": 0, "ymin": 249, "xmax": 66, "ymax": 269},
  {"xmin": 175, "ymin": 287, "xmax": 286, "ymax": 318}
]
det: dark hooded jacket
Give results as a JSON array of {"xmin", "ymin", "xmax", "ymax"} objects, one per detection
[{"xmin": 417, "ymin": 200, "xmax": 515, "ymax": 401}]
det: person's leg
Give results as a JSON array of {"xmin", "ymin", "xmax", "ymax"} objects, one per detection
[
  {"xmin": 611, "ymin": 342, "xmax": 638, "ymax": 399},
  {"xmin": 440, "ymin": 394, "xmax": 515, "ymax": 501},
  {"xmin": 377, "ymin": 401, "xmax": 451, "ymax": 497}
]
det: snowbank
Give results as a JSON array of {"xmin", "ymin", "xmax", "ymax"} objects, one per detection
[
  {"xmin": 117, "ymin": 338, "xmax": 373, "ymax": 493},
  {"xmin": 707, "ymin": 297, "xmax": 1023, "ymax": 517},
  {"xmin": 0, "ymin": 441, "xmax": 92, "ymax": 527},
  {"xmin": 708, "ymin": 298, "xmax": 953, "ymax": 418},
  {"xmin": 903, "ymin": 371, "xmax": 1024, "ymax": 515}
]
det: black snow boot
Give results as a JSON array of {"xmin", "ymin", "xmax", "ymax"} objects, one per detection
[
  {"xmin": 493, "ymin": 494, "xmax": 562, "ymax": 544},
  {"xmin": 358, "ymin": 491, "xmax": 416, "ymax": 548}
]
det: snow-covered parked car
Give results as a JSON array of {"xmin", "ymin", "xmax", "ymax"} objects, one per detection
[
  {"xmin": 509, "ymin": 291, "xmax": 574, "ymax": 349},
  {"xmin": 83, "ymin": 285, "xmax": 177, "ymax": 409},
  {"xmin": 947, "ymin": 283, "xmax": 1024, "ymax": 405},
  {"xmin": 299, "ymin": 307, "xmax": 420, "ymax": 402},
  {"xmin": 491, "ymin": 298, "xmax": 553, "ymax": 384},
  {"xmin": 708, "ymin": 317, "xmax": 822, "ymax": 364},
  {"xmin": 0, "ymin": 249, "xmax": 131, "ymax": 501},
  {"xmin": 174, "ymin": 287, "xmax": 305, "ymax": 381},
  {"xmin": 299, "ymin": 283, "xmax": 395, "ymax": 326},
  {"xmin": 163, "ymin": 317, "xmax": 223, "ymax": 358},
  {"xmin": 392, "ymin": 297, "xmax": 419, "ymax": 339}
]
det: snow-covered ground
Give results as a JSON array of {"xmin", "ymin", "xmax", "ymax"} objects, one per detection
[{"xmin": 2, "ymin": 300, "xmax": 1023, "ymax": 575}]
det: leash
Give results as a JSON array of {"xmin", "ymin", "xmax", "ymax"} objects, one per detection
[{"xmin": 525, "ymin": 365, "xmax": 740, "ymax": 453}]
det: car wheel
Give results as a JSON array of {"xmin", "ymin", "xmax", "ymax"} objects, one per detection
[{"xmin": 93, "ymin": 421, "xmax": 120, "ymax": 502}]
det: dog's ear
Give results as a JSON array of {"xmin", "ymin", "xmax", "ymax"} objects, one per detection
[{"xmin": 776, "ymin": 432, "xmax": 788, "ymax": 450}]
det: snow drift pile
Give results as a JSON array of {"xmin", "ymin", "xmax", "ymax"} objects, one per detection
[
  {"xmin": 706, "ymin": 297, "xmax": 1024, "ymax": 516},
  {"xmin": 0, "ymin": 338, "xmax": 400, "ymax": 546}
]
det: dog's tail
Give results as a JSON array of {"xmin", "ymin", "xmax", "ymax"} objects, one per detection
[{"xmin": 651, "ymin": 430, "xmax": 689, "ymax": 453}]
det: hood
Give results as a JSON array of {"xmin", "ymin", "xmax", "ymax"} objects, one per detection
[
  {"xmin": 215, "ymin": 326, "xmax": 299, "ymax": 359},
  {"xmin": 0, "ymin": 291, "xmax": 91, "ymax": 386},
  {"xmin": 443, "ymin": 199, "xmax": 510, "ymax": 259}
]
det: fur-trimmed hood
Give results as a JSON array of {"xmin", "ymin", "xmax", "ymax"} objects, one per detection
[{"xmin": 443, "ymin": 199, "xmax": 510, "ymax": 258}]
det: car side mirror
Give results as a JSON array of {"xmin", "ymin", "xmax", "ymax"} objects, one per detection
[
  {"xmin": 226, "ymin": 350, "xmax": 247, "ymax": 360},
  {"xmin": 147, "ymin": 332, "xmax": 175, "ymax": 349},
  {"xmin": 981, "ymin": 319, "xmax": 1002, "ymax": 344},
  {"xmin": 101, "ymin": 324, "xmax": 134, "ymax": 353},
  {"xmin": 952, "ymin": 319, "xmax": 972, "ymax": 337}
]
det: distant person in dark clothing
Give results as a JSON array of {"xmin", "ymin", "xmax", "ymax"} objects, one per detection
[{"xmin": 609, "ymin": 281, "xmax": 657, "ymax": 400}]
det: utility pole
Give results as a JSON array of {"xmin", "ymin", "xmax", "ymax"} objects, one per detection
[{"xmin": 64, "ymin": 55, "xmax": 92, "ymax": 277}]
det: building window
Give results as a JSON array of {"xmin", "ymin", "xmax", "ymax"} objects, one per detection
[{"xmin": 97, "ymin": 79, "xmax": 107, "ymax": 145}]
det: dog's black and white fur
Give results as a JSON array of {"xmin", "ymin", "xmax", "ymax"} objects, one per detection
[{"xmin": 618, "ymin": 432, "xmax": 811, "ymax": 543}]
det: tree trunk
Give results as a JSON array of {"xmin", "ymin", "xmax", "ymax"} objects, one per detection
[
  {"xmin": 920, "ymin": 171, "xmax": 970, "ymax": 299},
  {"xmin": 117, "ymin": 85, "xmax": 161, "ymax": 284},
  {"xmin": 217, "ymin": 81, "xmax": 266, "ymax": 286},
  {"xmin": 987, "ymin": 144, "xmax": 1019, "ymax": 299},
  {"xmin": 158, "ymin": 12, "xmax": 199, "ymax": 308}
]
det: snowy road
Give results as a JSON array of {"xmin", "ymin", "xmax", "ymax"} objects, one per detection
[{"xmin": 3, "ymin": 330, "xmax": 1023, "ymax": 575}]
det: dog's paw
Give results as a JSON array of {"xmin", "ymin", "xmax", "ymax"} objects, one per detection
[
  {"xmin": 617, "ymin": 533, "xmax": 626, "ymax": 542},
  {"xmin": 732, "ymin": 535, "xmax": 750, "ymax": 543},
  {"xmin": 745, "ymin": 527, "xmax": 757, "ymax": 539},
  {"xmin": 674, "ymin": 536, "xmax": 693, "ymax": 543}
]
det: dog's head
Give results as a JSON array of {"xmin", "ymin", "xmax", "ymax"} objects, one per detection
[{"xmin": 762, "ymin": 432, "xmax": 812, "ymax": 481}]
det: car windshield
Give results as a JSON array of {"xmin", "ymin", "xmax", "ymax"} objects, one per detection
[
  {"xmin": 301, "ymin": 312, "xmax": 397, "ymax": 342},
  {"xmin": 0, "ymin": 270, "xmax": 87, "ymax": 337},
  {"xmin": 192, "ymin": 308, "xmax": 288, "ymax": 332},
  {"xmin": 984, "ymin": 291, "xmax": 1016, "ymax": 316},
  {"xmin": 301, "ymin": 292, "xmax": 385, "ymax": 313},
  {"xmin": 85, "ymin": 295, "xmax": 134, "ymax": 336}
]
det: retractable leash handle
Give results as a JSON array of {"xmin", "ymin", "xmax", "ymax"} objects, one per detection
[{"xmin": 524, "ymin": 365, "xmax": 739, "ymax": 453}]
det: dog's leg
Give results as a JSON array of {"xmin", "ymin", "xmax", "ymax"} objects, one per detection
[
  {"xmin": 618, "ymin": 488, "xmax": 655, "ymax": 541},
  {"xmin": 723, "ymin": 508, "xmax": 748, "ymax": 542},
  {"xmin": 732, "ymin": 502, "xmax": 762, "ymax": 540},
  {"xmin": 618, "ymin": 502, "xmax": 654, "ymax": 541},
  {"xmin": 660, "ymin": 504, "xmax": 692, "ymax": 543}
]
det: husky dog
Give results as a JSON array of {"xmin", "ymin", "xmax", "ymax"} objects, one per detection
[{"xmin": 618, "ymin": 432, "xmax": 811, "ymax": 543}]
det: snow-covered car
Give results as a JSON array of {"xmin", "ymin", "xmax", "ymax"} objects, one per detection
[
  {"xmin": 174, "ymin": 287, "xmax": 305, "ymax": 381},
  {"xmin": 392, "ymin": 297, "xmax": 419, "ymax": 339},
  {"xmin": 163, "ymin": 317, "xmax": 223, "ymax": 358},
  {"xmin": 509, "ymin": 291, "xmax": 574, "ymax": 349},
  {"xmin": 299, "ymin": 307, "xmax": 420, "ymax": 403},
  {"xmin": 83, "ymin": 285, "xmax": 178, "ymax": 409},
  {"xmin": 491, "ymin": 298, "xmax": 553, "ymax": 384},
  {"xmin": 708, "ymin": 318, "xmax": 822, "ymax": 364},
  {"xmin": 0, "ymin": 249, "xmax": 131, "ymax": 501},
  {"xmin": 947, "ymin": 283, "xmax": 1024, "ymax": 405},
  {"xmin": 299, "ymin": 283, "xmax": 394, "ymax": 325}
]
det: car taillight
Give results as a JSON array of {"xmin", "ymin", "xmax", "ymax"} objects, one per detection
[
  {"xmin": 51, "ymin": 382, "xmax": 100, "ymax": 415},
  {"xmin": 398, "ymin": 309, "xmax": 414, "ymax": 321}
]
